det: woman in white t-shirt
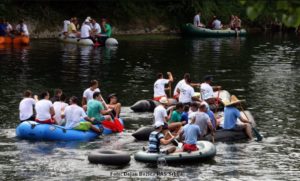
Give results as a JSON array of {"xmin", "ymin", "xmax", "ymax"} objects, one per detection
[
  {"xmin": 53, "ymin": 94, "xmax": 68, "ymax": 126},
  {"xmin": 153, "ymin": 72, "xmax": 173, "ymax": 101},
  {"xmin": 19, "ymin": 90, "xmax": 38, "ymax": 122},
  {"xmin": 35, "ymin": 91, "xmax": 56, "ymax": 124}
]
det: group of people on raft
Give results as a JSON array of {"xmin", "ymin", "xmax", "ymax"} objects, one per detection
[
  {"xmin": 194, "ymin": 12, "xmax": 242, "ymax": 31},
  {"xmin": 61, "ymin": 16, "xmax": 112, "ymax": 45},
  {"xmin": 149, "ymin": 72, "xmax": 253, "ymax": 154},
  {"xmin": 18, "ymin": 80, "xmax": 123, "ymax": 135},
  {"xmin": 0, "ymin": 18, "xmax": 29, "ymax": 37}
]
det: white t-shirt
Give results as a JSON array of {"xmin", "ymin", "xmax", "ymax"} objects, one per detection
[
  {"xmin": 64, "ymin": 104, "xmax": 87, "ymax": 129},
  {"xmin": 92, "ymin": 23, "xmax": 101, "ymax": 34},
  {"xmin": 173, "ymin": 79, "xmax": 185, "ymax": 96},
  {"xmin": 201, "ymin": 83, "xmax": 214, "ymax": 100},
  {"xmin": 212, "ymin": 19, "xmax": 222, "ymax": 30},
  {"xmin": 63, "ymin": 20, "xmax": 70, "ymax": 32},
  {"xmin": 19, "ymin": 98, "xmax": 35, "ymax": 121},
  {"xmin": 83, "ymin": 88, "xmax": 100, "ymax": 103},
  {"xmin": 193, "ymin": 14, "xmax": 200, "ymax": 26},
  {"xmin": 35, "ymin": 99, "xmax": 53, "ymax": 121},
  {"xmin": 6, "ymin": 23, "xmax": 13, "ymax": 32},
  {"xmin": 53, "ymin": 101, "xmax": 68, "ymax": 125},
  {"xmin": 179, "ymin": 82, "xmax": 195, "ymax": 103},
  {"xmin": 16, "ymin": 24, "xmax": 29, "ymax": 36},
  {"xmin": 153, "ymin": 105, "xmax": 167, "ymax": 125},
  {"xmin": 153, "ymin": 79, "xmax": 169, "ymax": 97},
  {"xmin": 80, "ymin": 24, "xmax": 91, "ymax": 38}
]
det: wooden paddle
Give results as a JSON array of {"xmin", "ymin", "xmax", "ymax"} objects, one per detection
[
  {"xmin": 168, "ymin": 81, "xmax": 172, "ymax": 98},
  {"xmin": 239, "ymin": 105, "xmax": 263, "ymax": 141}
]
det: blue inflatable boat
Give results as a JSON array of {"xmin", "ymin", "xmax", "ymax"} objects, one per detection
[{"xmin": 16, "ymin": 119, "xmax": 124, "ymax": 141}]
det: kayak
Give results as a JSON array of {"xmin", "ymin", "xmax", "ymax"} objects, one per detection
[
  {"xmin": 16, "ymin": 119, "xmax": 124, "ymax": 141},
  {"xmin": 130, "ymin": 90, "xmax": 230, "ymax": 112},
  {"xmin": 134, "ymin": 141, "xmax": 216, "ymax": 164},
  {"xmin": 132, "ymin": 111, "xmax": 255, "ymax": 142},
  {"xmin": 0, "ymin": 36, "xmax": 30, "ymax": 45},
  {"xmin": 181, "ymin": 23, "xmax": 247, "ymax": 37}
]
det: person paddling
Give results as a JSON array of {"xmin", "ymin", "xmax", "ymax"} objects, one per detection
[
  {"xmin": 153, "ymin": 72, "xmax": 173, "ymax": 101},
  {"xmin": 223, "ymin": 95, "xmax": 253, "ymax": 140},
  {"xmin": 63, "ymin": 96, "xmax": 102, "ymax": 134}
]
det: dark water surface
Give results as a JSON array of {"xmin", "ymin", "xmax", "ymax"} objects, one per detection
[{"xmin": 0, "ymin": 34, "xmax": 299, "ymax": 180}]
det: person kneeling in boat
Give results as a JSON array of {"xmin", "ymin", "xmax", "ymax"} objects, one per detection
[
  {"xmin": 168, "ymin": 102, "xmax": 185, "ymax": 136},
  {"xmin": 87, "ymin": 92, "xmax": 113, "ymax": 125},
  {"xmin": 153, "ymin": 97, "xmax": 175, "ymax": 139},
  {"xmin": 107, "ymin": 93, "xmax": 121, "ymax": 118},
  {"xmin": 35, "ymin": 91, "xmax": 56, "ymax": 124},
  {"xmin": 63, "ymin": 96, "xmax": 102, "ymax": 134},
  {"xmin": 223, "ymin": 95, "xmax": 253, "ymax": 140},
  {"xmin": 153, "ymin": 72, "xmax": 173, "ymax": 101},
  {"xmin": 148, "ymin": 122, "xmax": 176, "ymax": 154},
  {"xmin": 179, "ymin": 112, "xmax": 201, "ymax": 152}
]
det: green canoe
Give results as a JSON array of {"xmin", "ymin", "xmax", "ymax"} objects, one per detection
[{"xmin": 181, "ymin": 23, "xmax": 247, "ymax": 37}]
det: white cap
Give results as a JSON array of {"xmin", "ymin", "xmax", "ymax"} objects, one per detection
[{"xmin": 154, "ymin": 122, "xmax": 164, "ymax": 128}]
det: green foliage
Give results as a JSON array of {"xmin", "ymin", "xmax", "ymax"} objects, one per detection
[{"xmin": 244, "ymin": 0, "xmax": 300, "ymax": 27}]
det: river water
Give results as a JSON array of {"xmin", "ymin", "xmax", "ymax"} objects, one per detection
[{"xmin": 0, "ymin": 34, "xmax": 299, "ymax": 180}]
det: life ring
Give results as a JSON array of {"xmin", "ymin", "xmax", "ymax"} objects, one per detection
[{"xmin": 88, "ymin": 150, "xmax": 131, "ymax": 165}]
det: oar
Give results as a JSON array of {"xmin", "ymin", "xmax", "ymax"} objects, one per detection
[
  {"xmin": 168, "ymin": 131, "xmax": 183, "ymax": 149},
  {"xmin": 240, "ymin": 105, "xmax": 263, "ymax": 142},
  {"xmin": 168, "ymin": 81, "xmax": 172, "ymax": 98}
]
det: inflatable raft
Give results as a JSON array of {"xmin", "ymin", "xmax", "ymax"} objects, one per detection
[
  {"xmin": 58, "ymin": 34, "xmax": 118, "ymax": 47},
  {"xmin": 181, "ymin": 23, "xmax": 247, "ymax": 37},
  {"xmin": 16, "ymin": 119, "xmax": 124, "ymax": 141},
  {"xmin": 0, "ymin": 36, "xmax": 30, "ymax": 45},
  {"xmin": 130, "ymin": 90, "xmax": 230, "ymax": 112},
  {"xmin": 134, "ymin": 141, "xmax": 216, "ymax": 164},
  {"xmin": 132, "ymin": 111, "xmax": 254, "ymax": 142}
]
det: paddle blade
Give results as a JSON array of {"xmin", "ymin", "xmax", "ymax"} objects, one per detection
[{"xmin": 252, "ymin": 127, "xmax": 263, "ymax": 142}]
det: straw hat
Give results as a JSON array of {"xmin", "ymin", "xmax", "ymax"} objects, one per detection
[
  {"xmin": 223, "ymin": 95, "xmax": 245, "ymax": 106},
  {"xmin": 159, "ymin": 97, "xmax": 168, "ymax": 104}
]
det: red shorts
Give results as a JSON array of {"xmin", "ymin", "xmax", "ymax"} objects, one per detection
[
  {"xmin": 35, "ymin": 118, "xmax": 56, "ymax": 124},
  {"xmin": 153, "ymin": 96, "xmax": 166, "ymax": 102},
  {"xmin": 183, "ymin": 143, "xmax": 198, "ymax": 152}
]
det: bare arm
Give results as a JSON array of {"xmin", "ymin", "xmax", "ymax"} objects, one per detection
[
  {"xmin": 160, "ymin": 135, "xmax": 174, "ymax": 145},
  {"xmin": 167, "ymin": 72, "xmax": 173, "ymax": 83},
  {"xmin": 82, "ymin": 97, "xmax": 87, "ymax": 106}
]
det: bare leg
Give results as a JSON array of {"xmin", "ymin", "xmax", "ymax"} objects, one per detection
[
  {"xmin": 244, "ymin": 123, "xmax": 253, "ymax": 140},
  {"xmin": 90, "ymin": 125, "xmax": 103, "ymax": 134},
  {"xmin": 166, "ymin": 146, "xmax": 176, "ymax": 154},
  {"xmin": 168, "ymin": 122, "xmax": 182, "ymax": 136},
  {"xmin": 114, "ymin": 103, "xmax": 121, "ymax": 118}
]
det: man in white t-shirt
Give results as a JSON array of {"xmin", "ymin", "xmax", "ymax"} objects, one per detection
[
  {"xmin": 16, "ymin": 20, "xmax": 29, "ymax": 36},
  {"xmin": 62, "ymin": 18, "xmax": 71, "ymax": 35},
  {"xmin": 53, "ymin": 94, "xmax": 68, "ymax": 126},
  {"xmin": 153, "ymin": 72, "xmax": 173, "ymax": 101},
  {"xmin": 64, "ymin": 96, "xmax": 102, "ymax": 134},
  {"xmin": 19, "ymin": 90, "xmax": 38, "ymax": 122},
  {"xmin": 212, "ymin": 16, "xmax": 223, "ymax": 30},
  {"xmin": 153, "ymin": 97, "xmax": 174, "ymax": 138},
  {"xmin": 178, "ymin": 77, "xmax": 195, "ymax": 104},
  {"xmin": 81, "ymin": 20, "xmax": 92, "ymax": 39},
  {"xmin": 193, "ymin": 12, "xmax": 205, "ymax": 27},
  {"xmin": 35, "ymin": 91, "xmax": 56, "ymax": 124},
  {"xmin": 200, "ymin": 75, "xmax": 221, "ymax": 104},
  {"xmin": 82, "ymin": 80, "xmax": 101, "ymax": 106},
  {"xmin": 173, "ymin": 73, "xmax": 190, "ymax": 99}
]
